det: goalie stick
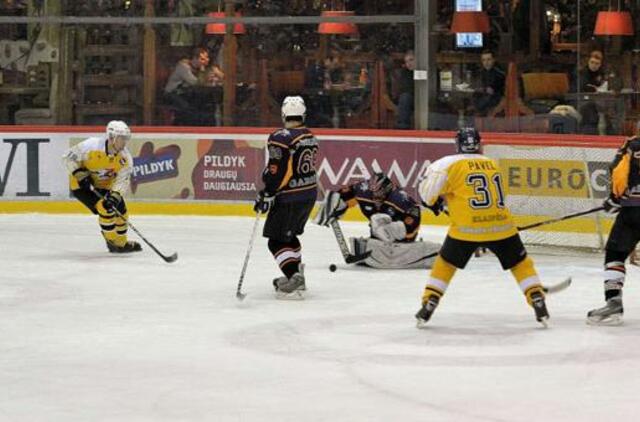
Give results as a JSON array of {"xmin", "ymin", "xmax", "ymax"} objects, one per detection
[
  {"xmin": 315, "ymin": 179, "xmax": 370, "ymax": 265},
  {"xmin": 95, "ymin": 192, "xmax": 178, "ymax": 263},
  {"xmin": 330, "ymin": 220, "xmax": 372, "ymax": 264}
]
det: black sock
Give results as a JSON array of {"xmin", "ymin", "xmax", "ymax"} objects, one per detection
[{"xmin": 268, "ymin": 238, "xmax": 302, "ymax": 279}]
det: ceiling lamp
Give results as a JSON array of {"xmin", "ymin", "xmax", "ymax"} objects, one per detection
[
  {"xmin": 450, "ymin": 11, "xmax": 490, "ymax": 34},
  {"xmin": 594, "ymin": 11, "xmax": 634, "ymax": 36},
  {"xmin": 318, "ymin": 10, "xmax": 358, "ymax": 35},
  {"xmin": 205, "ymin": 11, "xmax": 246, "ymax": 35}
]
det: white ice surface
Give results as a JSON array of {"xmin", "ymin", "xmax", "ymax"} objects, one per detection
[{"xmin": 1, "ymin": 214, "xmax": 639, "ymax": 422}]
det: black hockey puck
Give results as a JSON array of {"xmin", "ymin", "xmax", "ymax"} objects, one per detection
[{"xmin": 329, "ymin": 264, "xmax": 337, "ymax": 272}]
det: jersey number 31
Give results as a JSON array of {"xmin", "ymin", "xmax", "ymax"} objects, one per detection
[{"xmin": 466, "ymin": 173, "xmax": 506, "ymax": 209}]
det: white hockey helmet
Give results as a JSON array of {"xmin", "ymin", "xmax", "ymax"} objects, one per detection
[
  {"xmin": 281, "ymin": 96, "xmax": 306, "ymax": 123},
  {"xmin": 106, "ymin": 120, "xmax": 131, "ymax": 142}
]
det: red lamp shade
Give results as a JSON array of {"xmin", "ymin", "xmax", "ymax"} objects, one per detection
[
  {"xmin": 206, "ymin": 12, "xmax": 246, "ymax": 35},
  {"xmin": 318, "ymin": 10, "xmax": 358, "ymax": 35},
  {"xmin": 450, "ymin": 11, "xmax": 490, "ymax": 34},
  {"xmin": 594, "ymin": 11, "xmax": 634, "ymax": 36}
]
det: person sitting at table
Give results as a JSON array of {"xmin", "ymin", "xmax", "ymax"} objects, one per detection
[
  {"xmin": 163, "ymin": 47, "xmax": 219, "ymax": 126},
  {"xmin": 393, "ymin": 50, "xmax": 415, "ymax": 129},
  {"xmin": 573, "ymin": 50, "xmax": 607, "ymax": 134},
  {"xmin": 471, "ymin": 50, "xmax": 505, "ymax": 116},
  {"xmin": 578, "ymin": 50, "xmax": 606, "ymax": 93}
]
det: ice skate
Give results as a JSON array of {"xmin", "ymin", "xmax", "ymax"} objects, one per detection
[
  {"xmin": 531, "ymin": 291, "xmax": 549, "ymax": 327},
  {"xmin": 106, "ymin": 240, "xmax": 142, "ymax": 253},
  {"xmin": 415, "ymin": 295, "xmax": 440, "ymax": 329},
  {"xmin": 587, "ymin": 297, "xmax": 623, "ymax": 326},
  {"xmin": 273, "ymin": 272, "xmax": 305, "ymax": 300}
]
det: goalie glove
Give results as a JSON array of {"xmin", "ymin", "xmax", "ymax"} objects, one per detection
[
  {"xmin": 371, "ymin": 213, "xmax": 407, "ymax": 242},
  {"xmin": 314, "ymin": 191, "xmax": 347, "ymax": 226},
  {"xmin": 603, "ymin": 194, "xmax": 622, "ymax": 214}
]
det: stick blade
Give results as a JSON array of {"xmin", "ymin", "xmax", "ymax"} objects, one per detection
[
  {"xmin": 163, "ymin": 252, "xmax": 178, "ymax": 263},
  {"xmin": 236, "ymin": 291, "xmax": 247, "ymax": 301},
  {"xmin": 543, "ymin": 277, "xmax": 572, "ymax": 294},
  {"xmin": 345, "ymin": 250, "xmax": 372, "ymax": 264}
]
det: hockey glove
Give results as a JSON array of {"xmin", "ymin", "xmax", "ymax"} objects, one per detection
[
  {"xmin": 603, "ymin": 195, "xmax": 622, "ymax": 214},
  {"xmin": 72, "ymin": 168, "xmax": 92, "ymax": 191},
  {"xmin": 314, "ymin": 191, "xmax": 347, "ymax": 226},
  {"xmin": 254, "ymin": 190, "xmax": 275, "ymax": 214},
  {"xmin": 102, "ymin": 191, "xmax": 123, "ymax": 213},
  {"xmin": 422, "ymin": 197, "xmax": 444, "ymax": 216}
]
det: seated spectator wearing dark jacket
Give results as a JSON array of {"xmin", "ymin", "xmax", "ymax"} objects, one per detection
[
  {"xmin": 394, "ymin": 50, "xmax": 415, "ymax": 129},
  {"xmin": 472, "ymin": 51, "xmax": 505, "ymax": 116}
]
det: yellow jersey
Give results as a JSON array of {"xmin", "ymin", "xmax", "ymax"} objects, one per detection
[
  {"xmin": 420, "ymin": 153, "xmax": 517, "ymax": 242},
  {"xmin": 62, "ymin": 136, "xmax": 133, "ymax": 194}
]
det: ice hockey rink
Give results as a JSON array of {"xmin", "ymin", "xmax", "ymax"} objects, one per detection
[{"xmin": 2, "ymin": 214, "xmax": 640, "ymax": 422}]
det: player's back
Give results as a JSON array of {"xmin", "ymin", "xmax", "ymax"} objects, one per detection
[
  {"xmin": 267, "ymin": 126, "xmax": 318, "ymax": 202},
  {"xmin": 434, "ymin": 153, "xmax": 517, "ymax": 242}
]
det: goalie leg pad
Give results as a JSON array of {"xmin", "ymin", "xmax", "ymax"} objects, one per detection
[{"xmin": 350, "ymin": 237, "xmax": 441, "ymax": 269}]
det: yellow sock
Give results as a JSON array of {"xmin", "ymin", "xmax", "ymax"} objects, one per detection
[
  {"xmin": 422, "ymin": 256, "xmax": 457, "ymax": 304},
  {"xmin": 114, "ymin": 213, "xmax": 129, "ymax": 246},
  {"xmin": 511, "ymin": 257, "xmax": 544, "ymax": 305}
]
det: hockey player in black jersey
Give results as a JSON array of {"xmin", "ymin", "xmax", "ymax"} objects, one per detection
[
  {"xmin": 315, "ymin": 173, "xmax": 440, "ymax": 269},
  {"xmin": 254, "ymin": 96, "xmax": 319, "ymax": 299},
  {"xmin": 588, "ymin": 135, "xmax": 640, "ymax": 325}
]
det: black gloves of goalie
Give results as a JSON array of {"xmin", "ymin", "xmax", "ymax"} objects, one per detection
[
  {"xmin": 603, "ymin": 194, "xmax": 622, "ymax": 214},
  {"xmin": 102, "ymin": 191, "xmax": 123, "ymax": 213},
  {"xmin": 422, "ymin": 197, "xmax": 444, "ymax": 216},
  {"xmin": 254, "ymin": 190, "xmax": 275, "ymax": 214}
]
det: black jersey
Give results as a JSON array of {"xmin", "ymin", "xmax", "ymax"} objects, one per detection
[
  {"xmin": 262, "ymin": 126, "xmax": 319, "ymax": 203},
  {"xmin": 339, "ymin": 180, "xmax": 421, "ymax": 241},
  {"xmin": 611, "ymin": 136, "xmax": 640, "ymax": 207}
]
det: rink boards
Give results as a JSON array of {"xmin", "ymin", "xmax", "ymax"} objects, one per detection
[{"xmin": 0, "ymin": 126, "xmax": 626, "ymax": 247}]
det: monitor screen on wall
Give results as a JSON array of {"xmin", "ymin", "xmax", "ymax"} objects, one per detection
[{"xmin": 456, "ymin": 0, "xmax": 483, "ymax": 49}]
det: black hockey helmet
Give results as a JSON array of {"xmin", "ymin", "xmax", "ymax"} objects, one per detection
[
  {"xmin": 369, "ymin": 172, "xmax": 394, "ymax": 201},
  {"xmin": 455, "ymin": 127, "xmax": 482, "ymax": 153}
]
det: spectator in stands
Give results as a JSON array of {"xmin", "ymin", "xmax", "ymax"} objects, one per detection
[
  {"xmin": 574, "ymin": 50, "xmax": 606, "ymax": 134},
  {"xmin": 164, "ymin": 47, "xmax": 220, "ymax": 126},
  {"xmin": 394, "ymin": 50, "xmax": 415, "ymax": 129},
  {"xmin": 471, "ymin": 50, "xmax": 505, "ymax": 116}
]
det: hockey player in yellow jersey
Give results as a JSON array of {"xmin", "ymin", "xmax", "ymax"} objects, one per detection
[
  {"xmin": 62, "ymin": 120, "xmax": 141, "ymax": 253},
  {"xmin": 415, "ymin": 128, "xmax": 548, "ymax": 327}
]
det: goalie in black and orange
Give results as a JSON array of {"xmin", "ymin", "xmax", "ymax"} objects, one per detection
[
  {"xmin": 587, "ymin": 135, "xmax": 640, "ymax": 326},
  {"xmin": 62, "ymin": 120, "xmax": 141, "ymax": 253}
]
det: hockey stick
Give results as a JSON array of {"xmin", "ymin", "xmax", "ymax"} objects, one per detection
[
  {"xmin": 517, "ymin": 206, "xmax": 604, "ymax": 231},
  {"xmin": 315, "ymin": 179, "xmax": 371, "ymax": 264},
  {"xmin": 421, "ymin": 206, "xmax": 607, "ymax": 262},
  {"xmin": 330, "ymin": 219, "xmax": 372, "ymax": 264},
  {"xmin": 96, "ymin": 193, "xmax": 178, "ymax": 263},
  {"xmin": 236, "ymin": 213, "xmax": 261, "ymax": 301},
  {"xmin": 542, "ymin": 277, "xmax": 572, "ymax": 294}
]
